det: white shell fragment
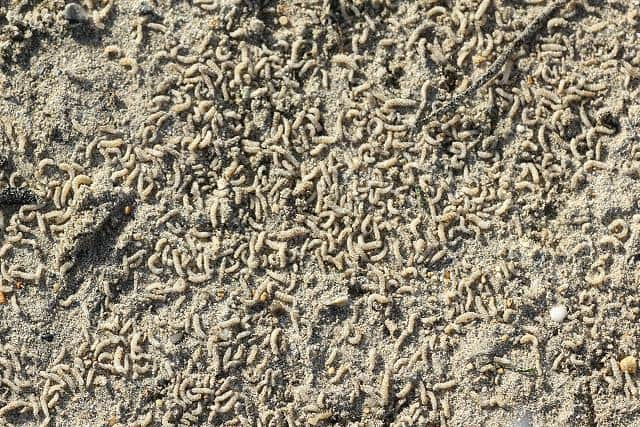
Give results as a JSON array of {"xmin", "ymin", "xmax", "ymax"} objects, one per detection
[{"xmin": 550, "ymin": 305, "xmax": 568, "ymax": 323}]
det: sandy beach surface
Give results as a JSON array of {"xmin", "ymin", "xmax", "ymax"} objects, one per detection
[{"xmin": 1, "ymin": 0, "xmax": 640, "ymax": 425}]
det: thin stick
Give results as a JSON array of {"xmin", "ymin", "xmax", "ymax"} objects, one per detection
[{"xmin": 412, "ymin": 0, "xmax": 567, "ymax": 130}]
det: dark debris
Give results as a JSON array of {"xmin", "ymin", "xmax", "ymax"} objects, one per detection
[{"xmin": 0, "ymin": 187, "xmax": 37, "ymax": 206}]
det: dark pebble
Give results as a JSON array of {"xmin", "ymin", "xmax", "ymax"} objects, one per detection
[
  {"xmin": 41, "ymin": 333, "xmax": 55, "ymax": 342},
  {"xmin": 63, "ymin": 3, "xmax": 90, "ymax": 24},
  {"xmin": 137, "ymin": 1, "xmax": 155, "ymax": 16}
]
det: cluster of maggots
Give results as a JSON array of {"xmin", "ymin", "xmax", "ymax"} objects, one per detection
[{"xmin": 1, "ymin": 0, "xmax": 640, "ymax": 425}]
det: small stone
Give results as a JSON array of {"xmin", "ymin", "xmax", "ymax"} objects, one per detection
[
  {"xmin": 248, "ymin": 18, "xmax": 265, "ymax": 34},
  {"xmin": 41, "ymin": 333, "xmax": 55, "ymax": 342},
  {"xmin": 550, "ymin": 305, "xmax": 567, "ymax": 323},
  {"xmin": 63, "ymin": 3, "xmax": 90, "ymax": 24},
  {"xmin": 169, "ymin": 332, "xmax": 183, "ymax": 344},
  {"xmin": 270, "ymin": 302, "xmax": 286, "ymax": 316},
  {"xmin": 278, "ymin": 16, "xmax": 289, "ymax": 26},
  {"xmin": 513, "ymin": 412, "xmax": 533, "ymax": 427},
  {"xmin": 0, "ymin": 291, "xmax": 5, "ymax": 305},
  {"xmin": 620, "ymin": 356, "xmax": 637, "ymax": 375},
  {"xmin": 137, "ymin": 1, "xmax": 155, "ymax": 16}
]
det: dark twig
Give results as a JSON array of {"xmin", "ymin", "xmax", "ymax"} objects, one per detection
[{"xmin": 412, "ymin": 0, "xmax": 567, "ymax": 131}]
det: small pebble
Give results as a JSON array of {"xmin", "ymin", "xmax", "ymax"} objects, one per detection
[
  {"xmin": 512, "ymin": 412, "xmax": 533, "ymax": 427},
  {"xmin": 550, "ymin": 304, "xmax": 567, "ymax": 323},
  {"xmin": 137, "ymin": 1, "xmax": 155, "ymax": 16},
  {"xmin": 41, "ymin": 333, "xmax": 55, "ymax": 342},
  {"xmin": 169, "ymin": 332, "xmax": 183, "ymax": 344},
  {"xmin": 62, "ymin": 3, "xmax": 90, "ymax": 24},
  {"xmin": 620, "ymin": 356, "xmax": 637, "ymax": 374},
  {"xmin": 248, "ymin": 18, "xmax": 265, "ymax": 35}
]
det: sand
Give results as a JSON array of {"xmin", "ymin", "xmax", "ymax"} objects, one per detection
[{"xmin": 1, "ymin": 0, "xmax": 640, "ymax": 425}]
